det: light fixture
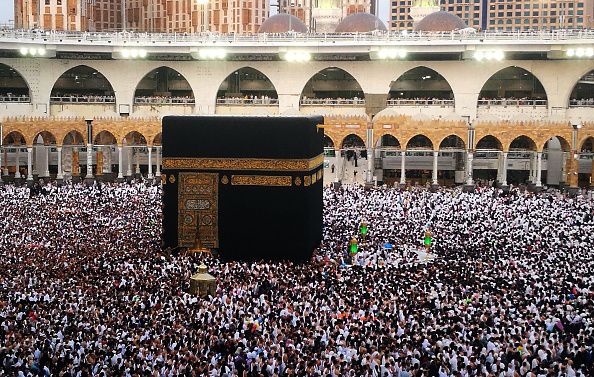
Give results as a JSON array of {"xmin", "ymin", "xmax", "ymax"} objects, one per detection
[
  {"xmin": 19, "ymin": 47, "xmax": 47, "ymax": 57},
  {"xmin": 377, "ymin": 48, "xmax": 407, "ymax": 60},
  {"xmin": 198, "ymin": 48, "xmax": 227, "ymax": 60},
  {"xmin": 119, "ymin": 48, "xmax": 148, "ymax": 59},
  {"xmin": 474, "ymin": 50, "xmax": 504, "ymax": 61},
  {"xmin": 567, "ymin": 48, "xmax": 575, "ymax": 57},
  {"xmin": 283, "ymin": 51, "xmax": 311, "ymax": 62}
]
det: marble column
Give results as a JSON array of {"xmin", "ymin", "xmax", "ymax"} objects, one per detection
[
  {"xmin": 466, "ymin": 152, "xmax": 474, "ymax": 185},
  {"xmin": 56, "ymin": 146, "xmax": 63, "ymax": 180},
  {"xmin": 536, "ymin": 152, "xmax": 543, "ymax": 187},
  {"xmin": 15, "ymin": 148, "xmax": 21, "ymax": 179},
  {"xmin": 117, "ymin": 146, "xmax": 124, "ymax": 180},
  {"xmin": 43, "ymin": 145, "xmax": 50, "ymax": 177},
  {"xmin": 26, "ymin": 147, "xmax": 33, "ymax": 181},
  {"xmin": 126, "ymin": 147, "xmax": 133, "ymax": 177},
  {"xmin": 85, "ymin": 143, "xmax": 93, "ymax": 180},
  {"xmin": 432, "ymin": 151, "xmax": 439, "ymax": 185},
  {"xmin": 155, "ymin": 146, "xmax": 161, "ymax": 177},
  {"xmin": 399, "ymin": 150, "xmax": 406, "ymax": 185},
  {"xmin": 501, "ymin": 152, "xmax": 508, "ymax": 186},
  {"xmin": 147, "ymin": 146, "xmax": 153, "ymax": 179}
]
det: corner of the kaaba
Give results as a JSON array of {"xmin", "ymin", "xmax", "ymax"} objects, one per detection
[{"xmin": 161, "ymin": 115, "xmax": 325, "ymax": 262}]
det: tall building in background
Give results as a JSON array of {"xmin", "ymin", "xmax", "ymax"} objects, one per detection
[
  {"xmin": 14, "ymin": 0, "xmax": 92, "ymax": 31},
  {"xmin": 390, "ymin": 0, "xmax": 594, "ymax": 31},
  {"xmin": 14, "ymin": 0, "xmax": 269, "ymax": 33}
]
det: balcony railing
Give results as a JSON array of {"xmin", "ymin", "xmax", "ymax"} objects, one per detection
[
  {"xmin": 300, "ymin": 98, "xmax": 366, "ymax": 106},
  {"xmin": 135, "ymin": 97, "xmax": 195, "ymax": 105},
  {"xmin": 478, "ymin": 99, "xmax": 548, "ymax": 107},
  {"xmin": 50, "ymin": 95, "xmax": 115, "ymax": 104},
  {"xmin": 3, "ymin": 29, "xmax": 594, "ymax": 45},
  {"xmin": 387, "ymin": 98, "xmax": 454, "ymax": 107},
  {"xmin": 0, "ymin": 95, "xmax": 30, "ymax": 103},
  {"xmin": 569, "ymin": 98, "xmax": 594, "ymax": 107},
  {"xmin": 216, "ymin": 97, "xmax": 279, "ymax": 105}
]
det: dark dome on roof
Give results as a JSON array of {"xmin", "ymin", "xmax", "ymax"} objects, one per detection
[
  {"xmin": 414, "ymin": 11, "xmax": 468, "ymax": 32},
  {"xmin": 335, "ymin": 13, "xmax": 387, "ymax": 33},
  {"xmin": 258, "ymin": 13, "xmax": 308, "ymax": 33}
]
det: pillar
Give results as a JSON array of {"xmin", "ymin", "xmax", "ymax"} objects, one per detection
[
  {"xmin": 155, "ymin": 146, "xmax": 161, "ymax": 177},
  {"xmin": 501, "ymin": 152, "xmax": 508, "ymax": 186},
  {"xmin": 2, "ymin": 148, "xmax": 7, "ymax": 176},
  {"xmin": 15, "ymin": 147, "xmax": 21, "ymax": 179},
  {"xmin": 399, "ymin": 150, "xmax": 406, "ymax": 185},
  {"xmin": 366, "ymin": 148, "xmax": 373, "ymax": 184},
  {"xmin": 432, "ymin": 151, "xmax": 438, "ymax": 185},
  {"xmin": 496, "ymin": 152, "xmax": 503, "ymax": 183},
  {"xmin": 85, "ymin": 143, "xmax": 93, "ymax": 180},
  {"xmin": 0, "ymin": 146, "xmax": 3, "ymax": 180},
  {"xmin": 147, "ymin": 146, "xmax": 153, "ymax": 179},
  {"xmin": 135, "ymin": 148, "xmax": 141, "ymax": 176},
  {"xmin": 117, "ymin": 146, "xmax": 124, "ymax": 180},
  {"xmin": 26, "ymin": 147, "xmax": 33, "ymax": 181},
  {"xmin": 43, "ymin": 145, "xmax": 50, "ymax": 178},
  {"xmin": 56, "ymin": 146, "xmax": 63, "ymax": 180},
  {"xmin": 590, "ymin": 159, "xmax": 594, "ymax": 187},
  {"xmin": 466, "ymin": 151, "xmax": 474, "ymax": 185},
  {"xmin": 126, "ymin": 147, "xmax": 133, "ymax": 177},
  {"xmin": 567, "ymin": 153, "xmax": 579, "ymax": 188},
  {"xmin": 536, "ymin": 152, "xmax": 543, "ymax": 187}
]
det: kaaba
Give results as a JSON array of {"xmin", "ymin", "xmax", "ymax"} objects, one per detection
[{"xmin": 161, "ymin": 115, "xmax": 324, "ymax": 262}]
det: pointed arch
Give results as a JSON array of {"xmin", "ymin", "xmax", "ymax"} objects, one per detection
[
  {"xmin": 134, "ymin": 66, "xmax": 195, "ymax": 104},
  {"xmin": 123, "ymin": 131, "xmax": 148, "ymax": 146},
  {"xmin": 341, "ymin": 134, "xmax": 365, "ymax": 149},
  {"xmin": 3, "ymin": 131, "xmax": 27, "ymax": 146},
  {"xmin": 216, "ymin": 67, "xmax": 279, "ymax": 105},
  {"xmin": 406, "ymin": 134, "xmax": 433, "ymax": 150},
  {"xmin": 568, "ymin": 69, "xmax": 594, "ymax": 107},
  {"xmin": 63, "ymin": 130, "xmax": 86, "ymax": 146},
  {"xmin": 301, "ymin": 67, "xmax": 365, "ymax": 104},
  {"xmin": 508, "ymin": 135, "xmax": 537, "ymax": 151},
  {"xmin": 50, "ymin": 65, "xmax": 116, "ymax": 103},
  {"xmin": 478, "ymin": 66, "xmax": 548, "ymax": 105},
  {"xmin": 543, "ymin": 136, "xmax": 571, "ymax": 152},
  {"xmin": 475, "ymin": 135, "xmax": 503, "ymax": 151},
  {"xmin": 94, "ymin": 130, "xmax": 118, "ymax": 146},
  {"xmin": 33, "ymin": 131, "xmax": 57, "ymax": 145},
  {"xmin": 0, "ymin": 63, "xmax": 31, "ymax": 102},
  {"xmin": 324, "ymin": 135, "xmax": 335, "ymax": 148},
  {"xmin": 378, "ymin": 134, "xmax": 401, "ymax": 149},
  {"xmin": 438, "ymin": 134, "xmax": 465, "ymax": 150},
  {"xmin": 153, "ymin": 133, "xmax": 162, "ymax": 146},
  {"xmin": 389, "ymin": 66, "xmax": 455, "ymax": 104}
]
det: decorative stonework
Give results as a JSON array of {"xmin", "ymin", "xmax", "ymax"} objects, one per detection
[{"xmin": 230, "ymin": 175, "xmax": 293, "ymax": 187}]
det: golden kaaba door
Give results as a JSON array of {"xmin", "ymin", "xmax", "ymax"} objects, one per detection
[{"xmin": 177, "ymin": 172, "xmax": 219, "ymax": 248}]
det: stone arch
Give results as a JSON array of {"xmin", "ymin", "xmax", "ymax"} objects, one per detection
[
  {"xmin": 568, "ymin": 69, "xmax": 594, "ymax": 107},
  {"xmin": 324, "ymin": 135, "xmax": 335, "ymax": 148},
  {"xmin": 153, "ymin": 133, "xmax": 162, "ymax": 146},
  {"xmin": 63, "ymin": 130, "xmax": 86, "ymax": 146},
  {"xmin": 216, "ymin": 66, "xmax": 279, "ymax": 103},
  {"xmin": 50, "ymin": 65, "xmax": 116, "ymax": 100},
  {"xmin": 33, "ymin": 131, "xmax": 57, "ymax": 145},
  {"xmin": 377, "ymin": 134, "xmax": 401, "ymax": 149},
  {"xmin": 123, "ymin": 131, "xmax": 148, "ymax": 146},
  {"xmin": 508, "ymin": 135, "xmax": 537, "ymax": 152},
  {"xmin": 478, "ymin": 66, "xmax": 548, "ymax": 103},
  {"xmin": 0, "ymin": 63, "xmax": 31, "ymax": 101},
  {"xmin": 543, "ymin": 136, "xmax": 571, "ymax": 152},
  {"xmin": 438, "ymin": 134, "xmax": 465, "ymax": 150},
  {"xmin": 389, "ymin": 66, "xmax": 455, "ymax": 103},
  {"xmin": 301, "ymin": 67, "xmax": 365, "ymax": 102},
  {"xmin": 134, "ymin": 66, "xmax": 195, "ymax": 103},
  {"xmin": 94, "ymin": 130, "xmax": 117, "ymax": 145},
  {"xmin": 3, "ymin": 131, "xmax": 27, "ymax": 146},
  {"xmin": 405, "ymin": 134, "xmax": 434, "ymax": 150},
  {"xmin": 341, "ymin": 134, "xmax": 365, "ymax": 149},
  {"xmin": 475, "ymin": 135, "xmax": 503, "ymax": 150}
]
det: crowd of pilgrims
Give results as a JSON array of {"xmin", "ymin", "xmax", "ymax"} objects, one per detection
[{"xmin": 0, "ymin": 181, "xmax": 593, "ymax": 377}]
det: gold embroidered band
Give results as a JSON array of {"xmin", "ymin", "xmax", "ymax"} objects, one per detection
[{"xmin": 163, "ymin": 154, "xmax": 324, "ymax": 172}]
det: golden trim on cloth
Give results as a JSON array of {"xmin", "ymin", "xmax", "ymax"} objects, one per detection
[
  {"xmin": 231, "ymin": 175, "xmax": 292, "ymax": 187},
  {"xmin": 163, "ymin": 154, "xmax": 324, "ymax": 172}
]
